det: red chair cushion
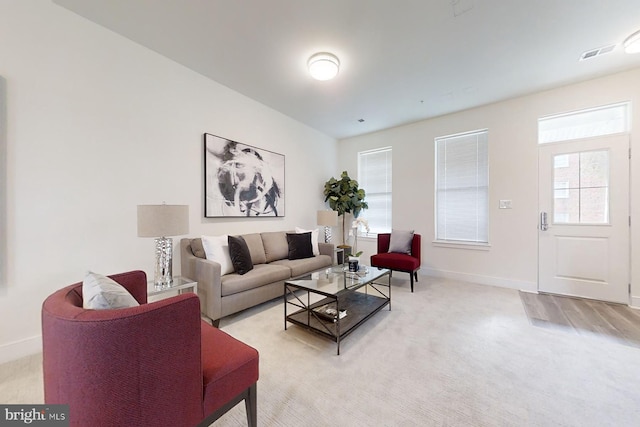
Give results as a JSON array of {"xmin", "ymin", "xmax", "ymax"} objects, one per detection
[
  {"xmin": 201, "ymin": 322, "xmax": 259, "ymax": 414},
  {"xmin": 371, "ymin": 252, "xmax": 420, "ymax": 272}
]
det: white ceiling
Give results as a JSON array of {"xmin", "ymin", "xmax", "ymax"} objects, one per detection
[{"xmin": 53, "ymin": 0, "xmax": 640, "ymax": 139}]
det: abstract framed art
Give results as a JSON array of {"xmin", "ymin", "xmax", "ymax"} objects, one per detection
[{"xmin": 204, "ymin": 133, "xmax": 285, "ymax": 217}]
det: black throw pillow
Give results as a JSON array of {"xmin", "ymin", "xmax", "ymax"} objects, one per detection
[
  {"xmin": 228, "ymin": 235, "xmax": 253, "ymax": 275},
  {"xmin": 286, "ymin": 232, "xmax": 314, "ymax": 260}
]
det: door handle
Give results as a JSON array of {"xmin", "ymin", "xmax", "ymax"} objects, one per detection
[{"xmin": 540, "ymin": 212, "xmax": 548, "ymax": 231}]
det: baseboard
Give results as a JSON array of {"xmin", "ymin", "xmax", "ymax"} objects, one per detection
[
  {"xmin": 631, "ymin": 296, "xmax": 640, "ymax": 309},
  {"xmin": 421, "ymin": 267, "xmax": 537, "ymax": 292},
  {"xmin": 0, "ymin": 335, "xmax": 42, "ymax": 365}
]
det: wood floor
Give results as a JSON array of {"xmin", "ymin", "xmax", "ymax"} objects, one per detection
[{"xmin": 519, "ymin": 291, "xmax": 640, "ymax": 348}]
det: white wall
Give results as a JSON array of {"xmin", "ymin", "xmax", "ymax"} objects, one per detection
[
  {"xmin": 0, "ymin": 0, "xmax": 337, "ymax": 363},
  {"xmin": 339, "ymin": 67, "xmax": 640, "ymax": 301}
]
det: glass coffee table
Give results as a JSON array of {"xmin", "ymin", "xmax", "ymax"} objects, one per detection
[{"xmin": 284, "ymin": 266, "xmax": 391, "ymax": 355}]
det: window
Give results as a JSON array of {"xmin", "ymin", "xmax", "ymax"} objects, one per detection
[
  {"xmin": 358, "ymin": 147, "xmax": 392, "ymax": 237},
  {"xmin": 538, "ymin": 102, "xmax": 630, "ymax": 144},
  {"xmin": 553, "ymin": 150, "xmax": 609, "ymax": 224},
  {"xmin": 435, "ymin": 130, "xmax": 488, "ymax": 244}
]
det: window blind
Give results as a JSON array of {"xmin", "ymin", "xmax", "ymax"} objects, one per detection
[
  {"xmin": 358, "ymin": 147, "xmax": 392, "ymax": 236},
  {"xmin": 435, "ymin": 130, "xmax": 488, "ymax": 243}
]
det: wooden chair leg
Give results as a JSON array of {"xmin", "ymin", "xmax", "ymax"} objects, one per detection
[
  {"xmin": 245, "ymin": 383, "xmax": 257, "ymax": 427},
  {"xmin": 410, "ymin": 271, "xmax": 414, "ymax": 293}
]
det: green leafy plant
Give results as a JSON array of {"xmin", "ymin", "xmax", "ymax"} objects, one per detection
[{"xmin": 323, "ymin": 171, "xmax": 368, "ymax": 246}]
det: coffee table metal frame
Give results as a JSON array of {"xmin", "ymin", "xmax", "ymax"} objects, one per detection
[{"xmin": 284, "ymin": 267, "xmax": 391, "ymax": 355}]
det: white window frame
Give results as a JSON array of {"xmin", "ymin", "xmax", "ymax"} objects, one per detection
[
  {"xmin": 434, "ymin": 129, "xmax": 489, "ymax": 246},
  {"xmin": 538, "ymin": 102, "xmax": 630, "ymax": 144},
  {"xmin": 358, "ymin": 147, "xmax": 392, "ymax": 238}
]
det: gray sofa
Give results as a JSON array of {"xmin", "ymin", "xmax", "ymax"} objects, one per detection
[{"xmin": 181, "ymin": 231, "xmax": 334, "ymax": 324}]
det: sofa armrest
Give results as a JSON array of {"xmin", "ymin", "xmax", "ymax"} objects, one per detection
[
  {"xmin": 196, "ymin": 258, "xmax": 223, "ymax": 322},
  {"xmin": 181, "ymin": 238, "xmax": 224, "ymax": 322},
  {"xmin": 318, "ymin": 242, "xmax": 334, "ymax": 259}
]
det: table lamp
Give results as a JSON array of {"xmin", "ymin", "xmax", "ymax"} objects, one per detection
[
  {"xmin": 317, "ymin": 210, "xmax": 338, "ymax": 243},
  {"xmin": 137, "ymin": 204, "xmax": 189, "ymax": 287}
]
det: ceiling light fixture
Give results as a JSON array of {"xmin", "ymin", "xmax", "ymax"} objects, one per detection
[
  {"xmin": 624, "ymin": 29, "xmax": 640, "ymax": 54},
  {"xmin": 308, "ymin": 52, "xmax": 340, "ymax": 80}
]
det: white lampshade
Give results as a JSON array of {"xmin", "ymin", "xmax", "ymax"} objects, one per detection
[
  {"xmin": 137, "ymin": 205, "xmax": 189, "ymax": 237},
  {"xmin": 317, "ymin": 210, "xmax": 338, "ymax": 227},
  {"xmin": 308, "ymin": 52, "xmax": 340, "ymax": 81},
  {"xmin": 624, "ymin": 29, "xmax": 640, "ymax": 54}
]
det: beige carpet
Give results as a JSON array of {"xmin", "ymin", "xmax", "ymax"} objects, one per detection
[
  {"xmin": 214, "ymin": 277, "xmax": 640, "ymax": 426},
  {"xmin": 3, "ymin": 276, "xmax": 640, "ymax": 426}
]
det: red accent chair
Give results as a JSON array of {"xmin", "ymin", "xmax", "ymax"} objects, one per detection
[
  {"xmin": 370, "ymin": 233, "xmax": 421, "ymax": 292},
  {"xmin": 41, "ymin": 270, "xmax": 259, "ymax": 427}
]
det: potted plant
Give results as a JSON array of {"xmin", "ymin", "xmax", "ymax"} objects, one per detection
[{"xmin": 323, "ymin": 171, "xmax": 368, "ymax": 257}]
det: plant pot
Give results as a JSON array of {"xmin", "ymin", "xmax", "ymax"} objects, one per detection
[{"xmin": 337, "ymin": 245, "xmax": 352, "ymax": 256}]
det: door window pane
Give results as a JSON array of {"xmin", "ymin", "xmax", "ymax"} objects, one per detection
[{"xmin": 553, "ymin": 150, "xmax": 609, "ymax": 224}]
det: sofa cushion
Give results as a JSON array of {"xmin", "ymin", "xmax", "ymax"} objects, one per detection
[
  {"xmin": 295, "ymin": 227, "xmax": 320, "ymax": 256},
  {"xmin": 190, "ymin": 238, "xmax": 206, "ymax": 259},
  {"xmin": 228, "ymin": 235, "xmax": 253, "ymax": 275},
  {"xmin": 388, "ymin": 229, "xmax": 414, "ymax": 254},
  {"xmin": 242, "ymin": 233, "xmax": 267, "ymax": 265},
  {"xmin": 286, "ymin": 232, "xmax": 314, "ymax": 260},
  {"xmin": 220, "ymin": 264, "xmax": 291, "ymax": 297},
  {"xmin": 82, "ymin": 271, "xmax": 139, "ymax": 310},
  {"xmin": 261, "ymin": 231, "xmax": 289, "ymax": 263},
  {"xmin": 271, "ymin": 254, "xmax": 332, "ymax": 277},
  {"xmin": 202, "ymin": 235, "xmax": 234, "ymax": 275}
]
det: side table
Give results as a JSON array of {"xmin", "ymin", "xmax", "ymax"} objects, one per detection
[{"xmin": 147, "ymin": 276, "xmax": 198, "ymax": 299}]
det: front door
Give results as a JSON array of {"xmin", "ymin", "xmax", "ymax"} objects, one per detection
[{"xmin": 538, "ymin": 134, "xmax": 629, "ymax": 303}]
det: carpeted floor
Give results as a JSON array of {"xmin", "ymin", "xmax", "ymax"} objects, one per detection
[{"xmin": 2, "ymin": 276, "xmax": 640, "ymax": 426}]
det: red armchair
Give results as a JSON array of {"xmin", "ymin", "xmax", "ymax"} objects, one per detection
[
  {"xmin": 41, "ymin": 270, "xmax": 258, "ymax": 427},
  {"xmin": 370, "ymin": 233, "xmax": 421, "ymax": 292}
]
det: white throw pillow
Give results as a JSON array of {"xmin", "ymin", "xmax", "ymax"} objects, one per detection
[
  {"xmin": 201, "ymin": 234, "xmax": 234, "ymax": 275},
  {"xmin": 82, "ymin": 271, "xmax": 140, "ymax": 310},
  {"xmin": 295, "ymin": 227, "xmax": 319, "ymax": 256}
]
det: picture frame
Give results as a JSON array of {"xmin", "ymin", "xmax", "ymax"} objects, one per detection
[{"xmin": 204, "ymin": 133, "xmax": 285, "ymax": 217}]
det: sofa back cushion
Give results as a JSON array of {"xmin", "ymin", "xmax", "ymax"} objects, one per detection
[
  {"xmin": 241, "ymin": 233, "xmax": 267, "ymax": 265},
  {"xmin": 190, "ymin": 238, "xmax": 206, "ymax": 259},
  {"xmin": 261, "ymin": 231, "xmax": 289, "ymax": 263}
]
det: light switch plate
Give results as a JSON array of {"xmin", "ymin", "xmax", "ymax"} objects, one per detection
[{"xmin": 499, "ymin": 200, "xmax": 512, "ymax": 209}]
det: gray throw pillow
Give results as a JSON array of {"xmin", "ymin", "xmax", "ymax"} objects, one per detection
[
  {"xmin": 388, "ymin": 229, "xmax": 414, "ymax": 254},
  {"xmin": 83, "ymin": 271, "xmax": 140, "ymax": 310}
]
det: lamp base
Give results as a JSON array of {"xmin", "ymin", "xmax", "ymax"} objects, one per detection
[
  {"xmin": 323, "ymin": 226, "xmax": 332, "ymax": 243},
  {"xmin": 154, "ymin": 237, "xmax": 173, "ymax": 287}
]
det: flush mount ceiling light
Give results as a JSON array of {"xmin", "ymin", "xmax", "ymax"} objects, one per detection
[
  {"xmin": 624, "ymin": 29, "xmax": 640, "ymax": 54},
  {"xmin": 308, "ymin": 52, "xmax": 340, "ymax": 80}
]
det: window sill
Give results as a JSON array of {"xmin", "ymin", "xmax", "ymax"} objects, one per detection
[{"xmin": 432, "ymin": 240, "xmax": 491, "ymax": 251}]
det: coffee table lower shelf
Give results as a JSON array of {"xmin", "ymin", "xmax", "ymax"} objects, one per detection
[{"xmin": 285, "ymin": 291, "xmax": 390, "ymax": 355}]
